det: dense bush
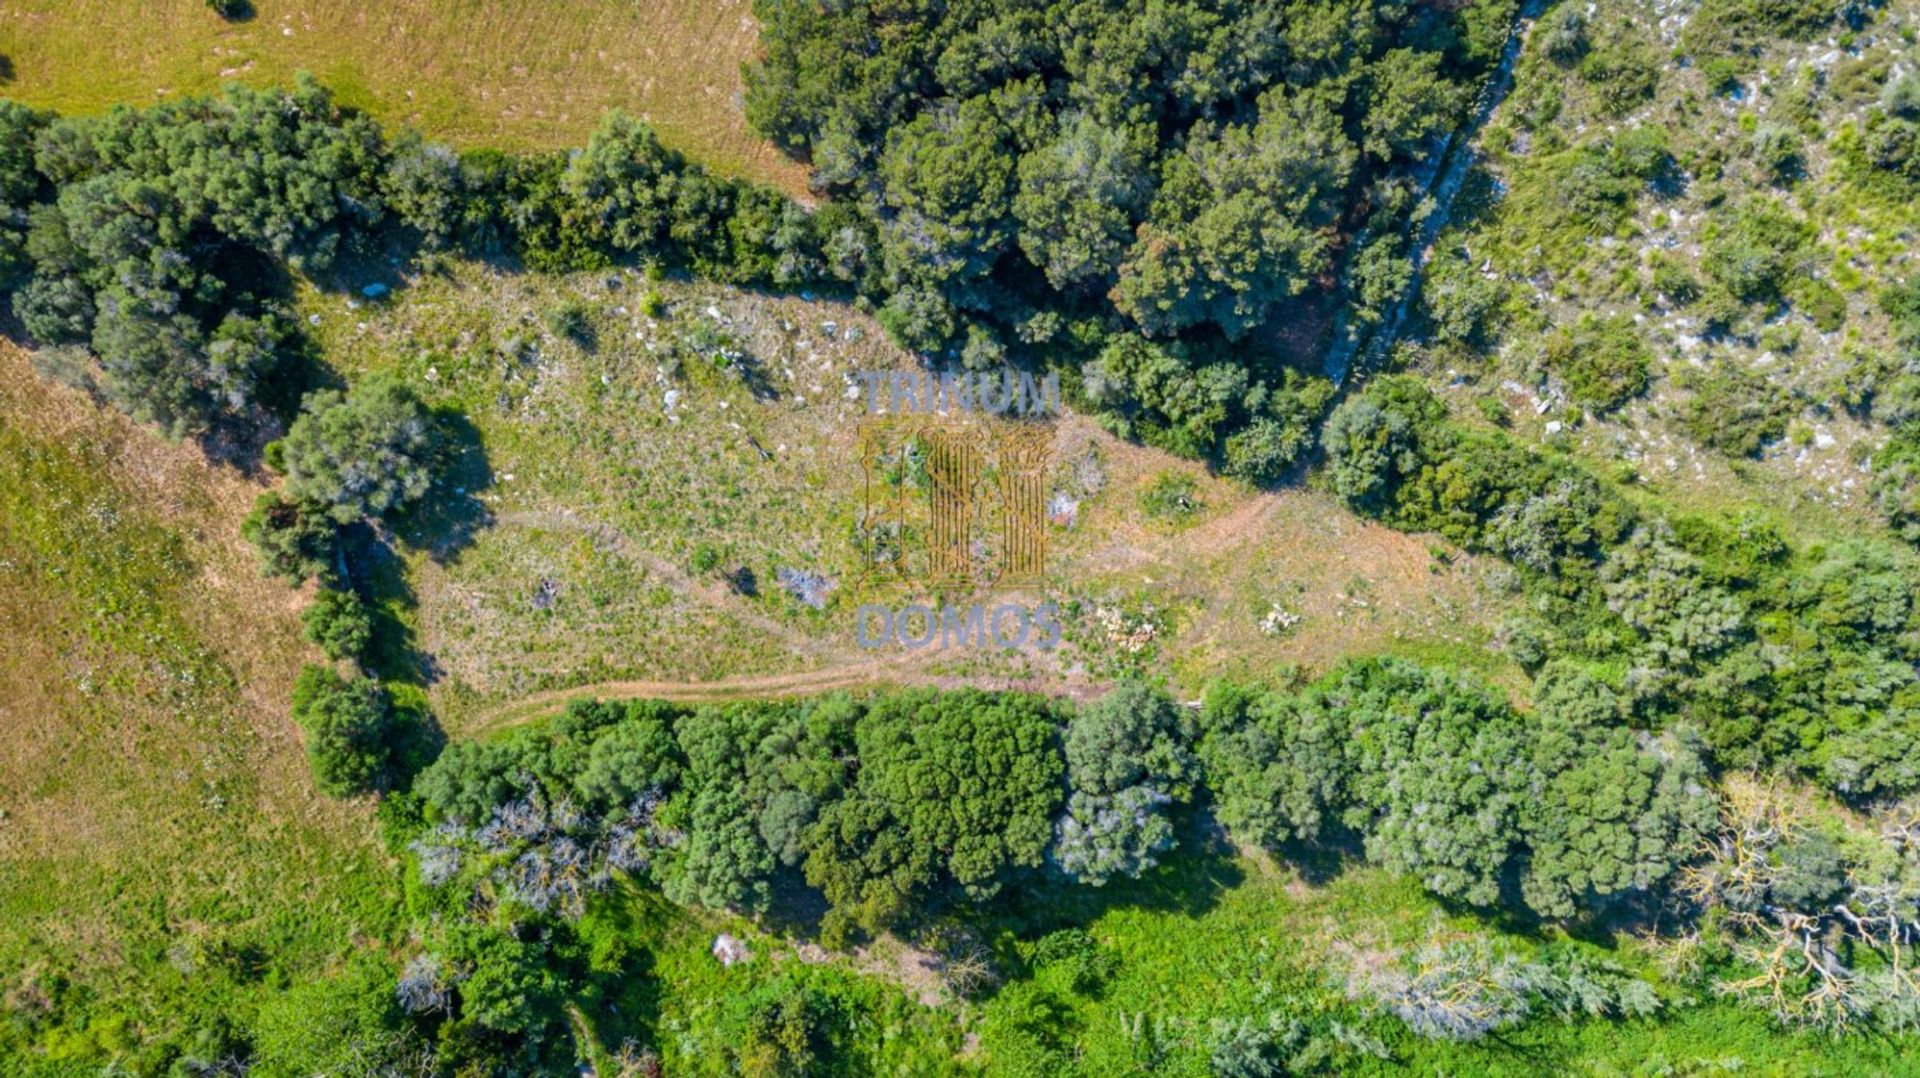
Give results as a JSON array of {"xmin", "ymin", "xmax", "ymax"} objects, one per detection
[
  {"xmin": 1322, "ymin": 377, "xmax": 1920, "ymax": 795},
  {"xmin": 1201, "ymin": 658, "xmax": 1716, "ymax": 918},
  {"xmin": 408, "ymin": 691, "xmax": 1066, "ymax": 946},
  {"xmin": 1701, "ymin": 198, "xmax": 1814, "ymax": 309},
  {"xmin": 746, "ymin": 0, "xmax": 1512, "ymax": 458},
  {"xmin": 1673, "ymin": 362, "xmax": 1793, "ymax": 457},
  {"xmin": 6, "ymin": 79, "xmax": 382, "ymax": 437},
  {"xmin": 290, "ymin": 664, "xmax": 396, "ymax": 796},
  {"xmin": 1872, "ymin": 430, "xmax": 1920, "ymax": 544}
]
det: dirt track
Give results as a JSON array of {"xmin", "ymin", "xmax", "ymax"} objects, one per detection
[{"xmin": 468, "ymin": 659, "xmax": 1101, "ymax": 733}]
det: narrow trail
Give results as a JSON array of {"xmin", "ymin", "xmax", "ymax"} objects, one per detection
[{"xmin": 467, "ymin": 659, "xmax": 1102, "ymax": 734}]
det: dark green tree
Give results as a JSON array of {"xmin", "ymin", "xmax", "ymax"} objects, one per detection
[
  {"xmin": 290, "ymin": 664, "xmax": 394, "ymax": 797},
  {"xmin": 281, "ymin": 376, "xmax": 436, "ymax": 523}
]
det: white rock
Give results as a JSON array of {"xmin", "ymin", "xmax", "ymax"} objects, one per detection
[{"xmin": 712, "ymin": 934, "xmax": 752, "ymax": 967}]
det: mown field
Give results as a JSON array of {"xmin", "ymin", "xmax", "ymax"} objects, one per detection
[{"xmin": 0, "ymin": 0, "xmax": 809, "ymax": 193}]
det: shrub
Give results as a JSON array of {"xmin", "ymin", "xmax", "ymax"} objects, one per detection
[
  {"xmin": 1543, "ymin": 314, "xmax": 1651, "ymax": 413},
  {"xmin": 1139, "ymin": 472, "xmax": 1202, "ymax": 522},
  {"xmin": 241, "ymin": 493, "xmax": 339, "ymax": 585},
  {"xmin": 290, "ymin": 664, "xmax": 394, "ymax": 797},
  {"xmin": 1702, "ymin": 200, "xmax": 1813, "ymax": 306},
  {"xmin": 544, "ymin": 299, "xmax": 593, "ymax": 346},
  {"xmin": 1420, "ymin": 248, "xmax": 1507, "ymax": 347},
  {"xmin": 1872, "ymin": 433, "xmax": 1920, "ymax": 544},
  {"xmin": 1750, "ymin": 124, "xmax": 1804, "ymax": 185},
  {"xmin": 303, "ymin": 587, "xmax": 374, "ymax": 663},
  {"xmin": 1887, "ymin": 73, "xmax": 1920, "ymax": 119},
  {"xmin": 1674, "ymin": 363, "xmax": 1793, "ymax": 457}
]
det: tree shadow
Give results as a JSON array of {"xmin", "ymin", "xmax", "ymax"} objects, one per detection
[
  {"xmin": 971, "ymin": 814, "xmax": 1247, "ymax": 944},
  {"xmin": 340, "ymin": 522, "xmax": 446, "ymax": 688},
  {"xmin": 759, "ymin": 867, "xmax": 832, "ymax": 939},
  {"xmin": 1448, "ymin": 162, "xmax": 1506, "ymax": 234},
  {"xmin": 389, "ymin": 407, "xmax": 495, "ymax": 568},
  {"xmin": 581, "ymin": 889, "xmax": 669, "ymax": 1050},
  {"xmin": 387, "ymin": 699, "xmax": 447, "ymax": 790}
]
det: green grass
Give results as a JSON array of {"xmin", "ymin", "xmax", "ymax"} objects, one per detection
[
  {"xmin": 0, "ymin": 348, "xmax": 404, "ymax": 1071},
  {"xmin": 0, "ymin": 0, "xmax": 809, "ymax": 194},
  {"xmin": 959, "ymin": 844, "xmax": 1911, "ymax": 1075}
]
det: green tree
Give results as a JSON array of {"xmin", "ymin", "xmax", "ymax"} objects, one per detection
[
  {"xmin": 282, "ymin": 376, "xmax": 436, "ymax": 523},
  {"xmin": 1361, "ymin": 50, "xmax": 1465, "ymax": 161},
  {"xmin": 241, "ymin": 493, "xmax": 339, "ymax": 585},
  {"xmin": 662, "ymin": 781, "xmax": 775, "ymax": 914},
  {"xmin": 290, "ymin": 664, "xmax": 394, "ymax": 797},
  {"xmin": 1518, "ymin": 669, "xmax": 1718, "ymax": 918},
  {"xmin": 1113, "ymin": 86, "xmax": 1354, "ymax": 338},
  {"xmin": 572, "ymin": 708, "xmax": 681, "ymax": 809},
  {"xmin": 1051, "ymin": 680, "xmax": 1197, "ymax": 884},
  {"xmin": 1333, "ymin": 660, "xmax": 1533, "ymax": 907},
  {"xmin": 1197, "ymin": 682, "xmax": 1351, "ymax": 849},
  {"xmin": 1014, "ymin": 115, "xmax": 1151, "ymax": 293}
]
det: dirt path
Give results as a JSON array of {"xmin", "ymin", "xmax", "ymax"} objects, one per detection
[{"xmin": 468, "ymin": 656, "xmax": 1101, "ymax": 733}]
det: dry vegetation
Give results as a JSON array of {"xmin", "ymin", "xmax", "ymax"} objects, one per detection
[{"xmin": 297, "ymin": 263, "xmax": 1517, "ymax": 735}]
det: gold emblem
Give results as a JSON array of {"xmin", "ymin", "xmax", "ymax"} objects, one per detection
[{"xmin": 856, "ymin": 418, "xmax": 1051, "ymax": 593}]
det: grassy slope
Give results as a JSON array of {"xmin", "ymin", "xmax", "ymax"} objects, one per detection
[
  {"xmin": 0, "ymin": 345, "xmax": 402, "ymax": 1066},
  {"xmin": 0, "ymin": 0, "xmax": 809, "ymax": 194},
  {"xmin": 578, "ymin": 836, "xmax": 1904, "ymax": 1074}
]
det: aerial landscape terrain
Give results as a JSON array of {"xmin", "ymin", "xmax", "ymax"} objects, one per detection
[{"xmin": 1, "ymin": 0, "xmax": 1919, "ymax": 1074}]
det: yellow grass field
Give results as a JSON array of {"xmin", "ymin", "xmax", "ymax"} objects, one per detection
[{"xmin": 0, "ymin": 0, "xmax": 810, "ymax": 193}]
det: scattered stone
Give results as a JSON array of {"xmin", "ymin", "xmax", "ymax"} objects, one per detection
[
  {"xmin": 531, "ymin": 578, "xmax": 559, "ymax": 611},
  {"xmin": 712, "ymin": 934, "xmax": 752, "ymax": 967},
  {"xmin": 1047, "ymin": 491, "xmax": 1079, "ymax": 528},
  {"xmin": 777, "ymin": 567, "xmax": 835, "ymax": 609}
]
